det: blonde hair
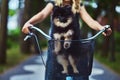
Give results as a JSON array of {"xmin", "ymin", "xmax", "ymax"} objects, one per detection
[
  {"xmin": 54, "ymin": 0, "xmax": 82, "ymax": 14},
  {"xmin": 55, "ymin": 0, "xmax": 63, "ymax": 6}
]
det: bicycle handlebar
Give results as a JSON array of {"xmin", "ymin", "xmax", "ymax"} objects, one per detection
[
  {"xmin": 24, "ymin": 25, "xmax": 110, "ymax": 42},
  {"xmin": 80, "ymin": 25, "xmax": 110, "ymax": 41}
]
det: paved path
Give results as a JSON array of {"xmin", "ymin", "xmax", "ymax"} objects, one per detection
[
  {"xmin": 0, "ymin": 51, "xmax": 120, "ymax": 80},
  {"xmin": 90, "ymin": 60, "xmax": 120, "ymax": 80}
]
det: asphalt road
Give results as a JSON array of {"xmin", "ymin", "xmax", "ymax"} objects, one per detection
[{"xmin": 0, "ymin": 51, "xmax": 120, "ymax": 80}]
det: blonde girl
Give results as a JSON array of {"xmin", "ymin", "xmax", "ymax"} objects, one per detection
[{"xmin": 22, "ymin": 0, "xmax": 112, "ymax": 80}]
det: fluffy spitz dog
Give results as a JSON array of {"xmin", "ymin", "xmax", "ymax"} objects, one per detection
[{"xmin": 52, "ymin": 5, "xmax": 80, "ymax": 74}]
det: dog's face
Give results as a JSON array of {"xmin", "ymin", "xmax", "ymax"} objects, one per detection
[{"xmin": 52, "ymin": 5, "xmax": 74, "ymax": 28}]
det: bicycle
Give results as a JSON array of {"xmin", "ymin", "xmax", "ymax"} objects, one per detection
[{"xmin": 24, "ymin": 25, "xmax": 110, "ymax": 80}]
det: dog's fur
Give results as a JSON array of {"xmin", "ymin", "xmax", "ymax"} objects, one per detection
[{"xmin": 52, "ymin": 5, "xmax": 80, "ymax": 74}]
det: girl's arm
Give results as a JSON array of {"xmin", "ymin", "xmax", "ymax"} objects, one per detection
[
  {"xmin": 79, "ymin": 5, "xmax": 112, "ymax": 36},
  {"xmin": 22, "ymin": 3, "xmax": 53, "ymax": 34}
]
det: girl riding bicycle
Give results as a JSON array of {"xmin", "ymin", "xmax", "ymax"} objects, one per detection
[{"xmin": 22, "ymin": 0, "xmax": 112, "ymax": 80}]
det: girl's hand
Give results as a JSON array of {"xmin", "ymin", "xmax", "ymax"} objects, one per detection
[
  {"xmin": 102, "ymin": 25, "xmax": 112, "ymax": 36},
  {"xmin": 22, "ymin": 22, "xmax": 32, "ymax": 34}
]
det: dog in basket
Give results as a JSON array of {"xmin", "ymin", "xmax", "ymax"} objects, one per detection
[{"xmin": 52, "ymin": 5, "xmax": 80, "ymax": 74}]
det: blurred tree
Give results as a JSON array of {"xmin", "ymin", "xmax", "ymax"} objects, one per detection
[
  {"xmin": 95, "ymin": 0, "xmax": 110, "ymax": 58},
  {"xmin": 96, "ymin": 0, "xmax": 120, "ymax": 61},
  {"xmin": 84, "ymin": 0, "xmax": 119, "ymax": 61},
  {"xmin": 20, "ymin": 0, "xmax": 45, "ymax": 54},
  {"xmin": 108, "ymin": 0, "xmax": 119, "ymax": 62},
  {"xmin": 0, "ymin": 0, "xmax": 1, "ymax": 13},
  {"xmin": 0, "ymin": 0, "xmax": 8, "ymax": 64}
]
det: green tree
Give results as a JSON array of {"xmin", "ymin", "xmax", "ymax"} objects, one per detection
[{"xmin": 0, "ymin": 0, "xmax": 8, "ymax": 64}]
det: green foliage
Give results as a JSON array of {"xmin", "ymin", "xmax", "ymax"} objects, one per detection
[
  {"xmin": 39, "ymin": 40, "xmax": 48, "ymax": 49},
  {"xmin": 8, "ymin": 27, "xmax": 20, "ymax": 36},
  {"xmin": 9, "ymin": 9, "xmax": 16, "ymax": 16},
  {"xmin": 7, "ymin": 27, "xmax": 21, "ymax": 49},
  {"xmin": 95, "ymin": 52, "xmax": 120, "ymax": 74},
  {"xmin": 0, "ymin": 45, "xmax": 31, "ymax": 73},
  {"xmin": 114, "ymin": 31, "xmax": 120, "ymax": 52},
  {"xmin": 95, "ymin": 35, "xmax": 104, "ymax": 50},
  {"xmin": 7, "ymin": 38, "xmax": 13, "ymax": 49}
]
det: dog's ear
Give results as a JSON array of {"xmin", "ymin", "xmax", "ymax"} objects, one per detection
[
  {"xmin": 52, "ymin": 6, "xmax": 61, "ymax": 17},
  {"xmin": 64, "ymin": 5, "xmax": 73, "ymax": 15},
  {"xmin": 53, "ymin": 6, "xmax": 65, "ymax": 14},
  {"xmin": 53, "ymin": 6, "xmax": 60, "ymax": 12}
]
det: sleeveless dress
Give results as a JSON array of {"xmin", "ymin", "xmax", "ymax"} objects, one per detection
[{"xmin": 45, "ymin": 1, "xmax": 94, "ymax": 80}]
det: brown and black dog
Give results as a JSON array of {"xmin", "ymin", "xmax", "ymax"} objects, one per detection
[{"xmin": 52, "ymin": 5, "xmax": 80, "ymax": 74}]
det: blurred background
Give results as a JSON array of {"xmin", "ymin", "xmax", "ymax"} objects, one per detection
[{"xmin": 0, "ymin": 0, "xmax": 120, "ymax": 77}]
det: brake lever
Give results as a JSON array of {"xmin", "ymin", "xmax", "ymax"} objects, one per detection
[
  {"xmin": 24, "ymin": 33, "xmax": 34, "ymax": 41},
  {"xmin": 24, "ymin": 25, "xmax": 34, "ymax": 41}
]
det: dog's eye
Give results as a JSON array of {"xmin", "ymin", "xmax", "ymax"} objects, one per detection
[
  {"xmin": 64, "ymin": 11, "xmax": 72, "ymax": 16},
  {"xmin": 63, "ymin": 12, "xmax": 69, "ymax": 16}
]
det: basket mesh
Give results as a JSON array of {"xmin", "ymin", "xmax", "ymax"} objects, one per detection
[{"xmin": 45, "ymin": 40, "xmax": 95, "ymax": 80}]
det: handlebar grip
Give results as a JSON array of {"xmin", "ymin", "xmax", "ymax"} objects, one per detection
[
  {"xmin": 28, "ymin": 26, "xmax": 33, "ymax": 32},
  {"xmin": 104, "ymin": 25, "xmax": 110, "ymax": 29},
  {"xmin": 103, "ymin": 25, "xmax": 110, "ymax": 34},
  {"xmin": 104, "ymin": 25, "xmax": 110, "ymax": 31}
]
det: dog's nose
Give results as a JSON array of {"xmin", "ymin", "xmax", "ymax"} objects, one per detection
[
  {"xmin": 65, "ymin": 43, "xmax": 69, "ymax": 47},
  {"xmin": 60, "ymin": 17, "xmax": 66, "ymax": 22},
  {"xmin": 64, "ymin": 42, "xmax": 70, "ymax": 49}
]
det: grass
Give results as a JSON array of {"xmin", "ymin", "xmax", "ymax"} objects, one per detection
[
  {"xmin": 95, "ymin": 52, "xmax": 120, "ymax": 75},
  {"xmin": 0, "ymin": 45, "xmax": 32, "ymax": 74}
]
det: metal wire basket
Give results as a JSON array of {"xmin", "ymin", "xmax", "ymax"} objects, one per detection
[{"xmin": 45, "ymin": 39, "xmax": 94, "ymax": 80}]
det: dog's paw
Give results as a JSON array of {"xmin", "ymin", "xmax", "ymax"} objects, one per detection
[
  {"xmin": 62, "ymin": 70, "xmax": 68, "ymax": 74},
  {"xmin": 73, "ymin": 69, "xmax": 79, "ymax": 74}
]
